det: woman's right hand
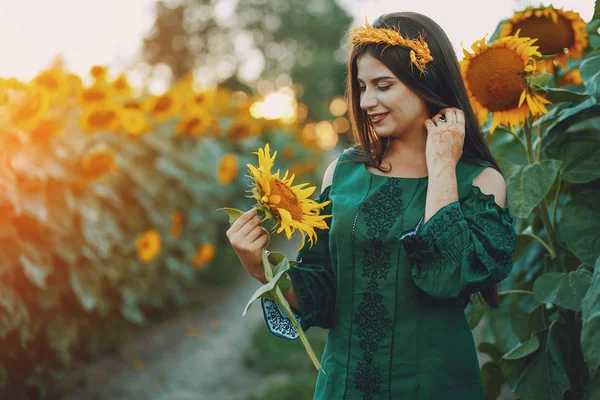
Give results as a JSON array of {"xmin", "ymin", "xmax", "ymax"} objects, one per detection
[{"xmin": 226, "ymin": 208, "xmax": 269, "ymax": 284}]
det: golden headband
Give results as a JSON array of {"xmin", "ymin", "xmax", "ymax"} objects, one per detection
[{"xmin": 348, "ymin": 23, "xmax": 434, "ymax": 74}]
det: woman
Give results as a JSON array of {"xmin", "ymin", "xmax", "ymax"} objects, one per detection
[{"xmin": 227, "ymin": 11, "xmax": 516, "ymax": 400}]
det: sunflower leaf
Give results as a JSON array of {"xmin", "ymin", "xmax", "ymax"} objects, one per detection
[
  {"xmin": 242, "ymin": 268, "xmax": 288, "ymax": 317},
  {"xmin": 532, "ymin": 269, "xmax": 592, "ymax": 312},
  {"xmin": 217, "ymin": 207, "xmax": 244, "ymax": 225},
  {"xmin": 541, "ymin": 88, "xmax": 589, "ymax": 103},
  {"xmin": 501, "ymin": 159, "xmax": 563, "ymax": 218},
  {"xmin": 277, "ymin": 276, "xmax": 293, "ymax": 293},
  {"xmin": 581, "ymin": 256, "xmax": 600, "ymax": 378},
  {"xmin": 558, "ymin": 191, "xmax": 600, "ymax": 266}
]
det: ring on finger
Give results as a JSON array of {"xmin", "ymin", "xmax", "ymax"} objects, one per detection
[{"xmin": 438, "ymin": 115, "xmax": 446, "ymax": 122}]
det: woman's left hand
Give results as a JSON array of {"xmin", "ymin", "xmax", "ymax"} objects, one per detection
[{"xmin": 424, "ymin": 107, "xmax": 466, "ymax": 178}]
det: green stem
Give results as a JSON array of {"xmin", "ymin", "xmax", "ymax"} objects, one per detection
[
  {"xmin": 508, "ymin": 129, "xmax": 529, "ymax": 158},
  {"xmin": 552, "ymin": 174, "xmax": 562, "ymax": 230},
  {"xmin": 261, "ymin": 249, "xmax": 324, "ymax": 374},
  {"xmin": 526, "ymin": 232, "xmax": 556, "ymax": 258},
  {"xmin": 498, "ymin": 290, "xmax": 534, "ymax": 296},
  {"xmin": 523, "ymin": 119, "xmax": 561, "ymax": 269},
  {"xmin": 261, "ymin": 249, "xmax": 273, "ymax": 281},
  {"xmin": 539, "ymin": 200, "xmax": 561, "ymax": 266},
  {"xmin": 524, "ymin": 118, "xmax": 536, "ymax": 163},
  {"xmin": 274, "ymin": 288, "xmax": 324, "ymax": 374}
]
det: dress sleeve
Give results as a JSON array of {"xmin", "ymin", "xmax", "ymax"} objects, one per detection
[
  {"xmin": 400, "ymin": 185, "xmax": 516, "ymax": 301},
  {"xmin": 261, "ymin": 185, "xmax": 335, "ymax": 339}
]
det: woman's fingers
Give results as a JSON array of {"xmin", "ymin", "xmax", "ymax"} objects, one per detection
[
  {"xmin": 228, "ymin": 208, "xmax": 257, "ymax": 235},
  {"xmin": 247, "ymin": 225, "xmax": 267, "ymax": 243},
  {"xmin": 236, "ymin": 214, "xmax": 264, "ymax": 239}
]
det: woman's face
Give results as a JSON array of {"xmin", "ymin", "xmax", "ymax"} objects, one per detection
[{"xmin": 356, "ymin": 53, "xmax": 429, "ymax": 139}]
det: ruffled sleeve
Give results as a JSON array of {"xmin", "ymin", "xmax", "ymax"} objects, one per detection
[
  {"xmin": 400, "ymin": 186, "xmax": 516, "ymax": 301},
  {"xmin": 261, "ymin": 185, "xmax": 335, "ymax": 339}
]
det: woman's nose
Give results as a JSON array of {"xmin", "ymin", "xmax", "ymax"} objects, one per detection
[{"xmin": 360, "ymin": 89, "xmax": 377, "ymax": 110}]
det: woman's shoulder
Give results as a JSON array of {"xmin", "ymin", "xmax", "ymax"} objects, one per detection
[
  {"xmin": 457, "ymin": 158, "xmax": 507, "ymax": 207},
  {"xmin": 320, "ymin": 148, "xmax": 364, "ymax": 191}
]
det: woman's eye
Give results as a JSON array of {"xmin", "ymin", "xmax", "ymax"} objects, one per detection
[{"xmin": 377, "ymin": 85, "xmax": 391, "ymax": 91}]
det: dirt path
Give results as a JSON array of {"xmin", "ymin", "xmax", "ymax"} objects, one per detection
[
  {"xmin": 62, "ymin": 236, "xmax": 300, "ymax": 400},
  {"xmin": 62, "ymin": 273, "xmax": 268, "ymax": 400}
]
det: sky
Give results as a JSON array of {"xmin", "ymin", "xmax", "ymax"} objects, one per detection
[{"xmin": 0, "ymin": 0, "xmax": 595, "ymax": 86}]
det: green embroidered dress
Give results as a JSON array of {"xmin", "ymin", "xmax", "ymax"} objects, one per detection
[{"xmin": 261, "ymin": 151, "xmax": 516, "ymax": 400}]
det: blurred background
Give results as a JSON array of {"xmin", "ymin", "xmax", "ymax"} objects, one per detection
[{"xmin": 0, "ymin": 0, "xmax": 596, "ymax": 399}]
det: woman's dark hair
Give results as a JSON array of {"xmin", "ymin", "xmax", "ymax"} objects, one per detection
[{"xmin": 345, "ymin": 12, "xmax": 503, "ymax": 308}]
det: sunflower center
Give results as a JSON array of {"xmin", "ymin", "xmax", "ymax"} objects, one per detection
[
  {"xmin": 154, "ymin": 96, "xmax": 172, "ymax": 113},
  {"xmin": 89, "ymin": 110, "xmax": 117, "ymax": 126},
  {"xmin": 269, "ymin": 178, "xmax": 303, "ymax": 222},
  {"xmin": 511, "ymin": 15, "xmax": 574, "ymax": 55},
  {"xmin": 467, "ymin": 48, "xmax": 526, "ymax": 112}
]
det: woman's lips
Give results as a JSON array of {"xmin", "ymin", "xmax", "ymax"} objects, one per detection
[{"xmin": 369, "ymin": 113, "xmax": 388, "ymax": 124}]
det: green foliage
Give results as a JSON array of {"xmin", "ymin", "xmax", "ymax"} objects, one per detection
[{"xmin": 477, "ymin": 5, "xmax": 600, "ymax": 398}]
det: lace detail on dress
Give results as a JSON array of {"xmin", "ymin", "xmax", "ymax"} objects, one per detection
[
  {"xmin": 402, "ymin": 203, "xmax": 465, "ymax": 274},
  {"xmin": 353, "ymin": 179, "xmax": 404, "ymax": 400},
  {"xmin": 261, "ymin": 298, "xmax": 302, "ymax": 340}
]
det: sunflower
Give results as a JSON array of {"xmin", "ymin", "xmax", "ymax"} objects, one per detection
[
  {"xmin": 30, "ymin": 117, "xmax": 64, "ymax": 143},
  {"xmin": 247, "ymin": 144, "xmax": 331, "ymax": 249},
  {"xmin": 9, "ymin": 84, "xmax": 52, "ymax": 132},
  {"xmin": 192, "ymin": 243, "xmax": 216, "ymax": 269},
  {"xmin": 499, "ymin": 5, "xmax": 588, "ymax": 70},
  {"xmin": 175, "ymin": 110, "xmax": 213, "ymax": 137},
  {"xmin": 111, "ymin": 74, "xmax": 133, "ymax": 97},
  {"xmin": 32, "ymin": 68, "xmax": 69, "ymax": 102},
  {"xmin": 119, "ymin": 107, "xmax": 150, "ymax": 137},
  {"xmin": 80, "ymin": 150, "xmax": 118, "ymax": 182},
  {"xmin": 79, "ymin": 105, "xmax": 121, "ymax": 133},
  {"xmin": 217, "ymin": 153, "xmax": 239, "ymax": 185},
  {"xmin": 559, "ymin": 67, "xmax": 584, "ymax": 86},
  {"xmin": 460, "ymin": 31, "xmax": 551, "ymax": 133},
  {"xmin": 79, "ymin": 85, "xmax": 111, "ymax": 107},
  {"xmin": 144, "ymin": 92, "xmax": 181, "ymax": 122},
  {"xmin": 136, "ymin": 229, "xmax": 161, "ymax": 262},
  {"xmin": 90, "ymin": 65, "xmax": 109, "ymax": 82}
]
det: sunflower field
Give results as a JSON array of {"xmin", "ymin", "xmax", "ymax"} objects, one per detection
[
  {"xmin": 0, "ymin": 61, "xmax": 332, "ymax": 397},
  {"xmin": 461, "ymin": 3, "xmax": 600, "ymax": 399}
]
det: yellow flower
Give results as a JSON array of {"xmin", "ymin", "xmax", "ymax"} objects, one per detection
[
  {"xmin": 30, "ymin": 117, "xmax": 64, "ymax": 143},
  {"xmin": 79, "ymin": 105, "xmax": 121, "ymax": 133},
  {"xmin": 499, "ymin": 5, "xmax": 588, "ymax": 70},
  {"xmin": 66, "ymin": 73, "xmax": 83, "ymax": 97},
  {"xmin": 136, "ymin": 229, "xmax": 161, "ymax": 262},
  {"xmin": 217, "ymin": 153, "xmax": 239, "ymax": 185},
  {"xmin": 119, "ymin": 107, "xmax": 150, "ymax": 137},
  {"xmin": 32, "ymin": 68, "xmax": 69, "ymax": 102},
  {"xmin": 247, "ymin": 144, "xmax": 331, "ymax": 249},
  {"xmin": 227, "ymin": 116, "xmax": 261, "ymax": 140},
  {"xmin": 559, "ymin": 67, "xmax": 584, "ymax": 86},
  {"xmin": 81, "ymin": 150, "xmax": 118, "ymax": 182},
  {"xmin": 460, "ymin": 31, "xmax": 551, "ymax": 134},
  {"xmin": 170, "ymin": 211, "xmax": 183, "ymax": 238},
  {"xmin": 185, "ymin": 91, "xmax": 216, "ymax": 111},
  {"xmin": 192, "ymin": 243, "xmax": 216, "ymax": 269},
  {"xmin": 111, "ymin": 74, "xmax": 133, "ymax": 97},
  {"xmin": 175, "ymin": 110, "xmax": 213, "ymax": 137},
  {"xmin": 144, "ymin": 92, "xmax": 181, "ymax": 122},
  {"xmin": 9, "ymin": 84, "xmax": 51, "ymax": 131},
  {"xmin": 79, "ymin": 85, "xmax": 111, "ymax": 107},
  {"xmin": 90, "ymin": 65, "xmax": 109, "ymax": 82}
]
